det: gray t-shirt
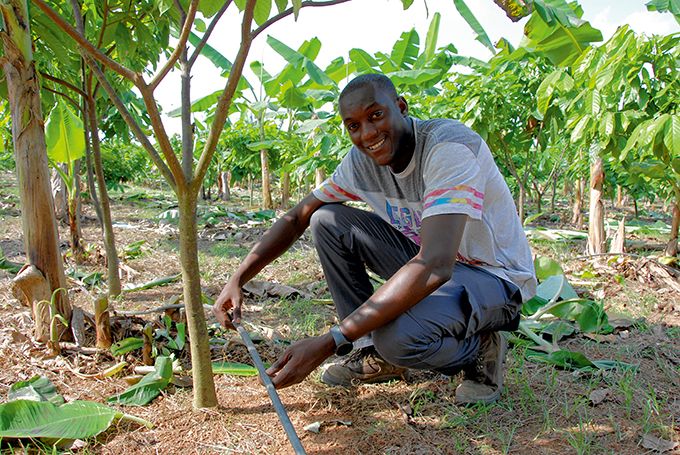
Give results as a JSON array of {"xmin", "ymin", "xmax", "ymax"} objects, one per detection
[{"xmin": 313, "ymin": 118, "xmax": 537, "ymax": 301}]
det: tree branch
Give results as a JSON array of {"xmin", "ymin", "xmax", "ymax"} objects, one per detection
[
  {"xmin": 31, "ymin": 0, "xmax": 138, "ymax": 82},
  {"xmin": 89, "ymin": 63, "xmax": 177, "ymax": 190},
  {"xmin": 40, "ymin": 72, "xmax": 86, "ymax": 98},
  {"xmin": 251, "ymin": 0, "xmax": 352, "ymax": 40},
  {"xmin": 150, "ymin": 0, "xmax": 199, "ymax": 91},
  {"xmin": 188, "ymin": 0, "xmax": 233, "ymax": 68},
  {"xmin": 194, "ymin": 0, "xmax": 257, "ymax": 191},
  {"xmin": 44, "ymin": 87, "xmax": 82, "ymax": 113}
]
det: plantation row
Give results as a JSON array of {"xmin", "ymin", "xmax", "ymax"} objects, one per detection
[{"xmin": 0, "ymin": 0, "xmax": 677, "ymax": 409}]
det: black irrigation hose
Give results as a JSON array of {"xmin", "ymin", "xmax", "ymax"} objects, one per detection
[{"xmin": 234, "ymin": 323, "xmax": 307, "ymax": 455}]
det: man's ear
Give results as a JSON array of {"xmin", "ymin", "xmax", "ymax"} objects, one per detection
[{"xmin": 397, "ymin": 96, "xmax": 408, "ymax": 116}]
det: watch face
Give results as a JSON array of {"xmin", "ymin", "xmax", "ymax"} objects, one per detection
[{"xmin": 336, "ymin": 342, "xmax": 353, "ymax": 356}]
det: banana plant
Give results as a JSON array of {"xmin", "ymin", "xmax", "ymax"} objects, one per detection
[
  {"xmin": 538, "ymin": 26, "xmax": 679, "ymax": 255},
  {"xmin": 45, "ymin": 100, "xmax": 85, "ymax": 259}
]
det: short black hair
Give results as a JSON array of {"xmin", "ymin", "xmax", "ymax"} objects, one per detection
[{"xmin": 339, "ymin": 73, "xmax": 399, "ymax": 104}]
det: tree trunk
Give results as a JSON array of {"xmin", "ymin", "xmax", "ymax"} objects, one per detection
[
  {"xmin": 177, "ymin": 189, "xmax": 217, "ymax": 408},
  {"xmin": 550, "ymin": 175, "xmax": 557, "ymax": 214},
  {"xmin": 52, "ymin": 165, "xmax": 68, "ymax": 222},
  {"xmin": 1, "ymin": 0, "xmax": 71, "ymax": 338},
  {"xmin": 82, "ymin": 87, "xmax": 103, "ymax": 228},
  {"xmin": 518, "ymin": 187, "xmax": 525, "ymax": 223},
  {"xmin": 572, "ymin": 178, "xmax": 584, "ymax": 225},
  {"xmin": 86, "ymin": 97, "xmax": 121, "ymax": 296},
  {"xmin": 315, "ymin": 168, "xmax": 326, "ymax": 188},
  {"xmin": 615, "ymin": 185, "xmax": 624, "ymax": 209},
  {"xmin": 220, "ymin": 171, "xmax": 231, "ymax": 201},
  {"xmin": 588, "ymin": 157, "xmax": 606, "ymax": 254},
  {"xmin": 260, "ymin": 149, "xmax": 273, "ymax": 209},
  {"xmin": 249, "ymin": 174, "xmax": 254, "ymax": 206},
  {"xmin": 664, "ymin": 199, "xmax": 679, "ymax": 257},
  {"xmin": 281, "ymin": 171, "xmax": 290, "ymax": 208},
  {"xmin": 94, "ymin": 294, "xmax": 112, "ymax": 349}
]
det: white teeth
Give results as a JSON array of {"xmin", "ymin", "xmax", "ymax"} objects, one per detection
[{"xmin": 367, "ymin": 138, "xmax": 385, "ymax": 151}]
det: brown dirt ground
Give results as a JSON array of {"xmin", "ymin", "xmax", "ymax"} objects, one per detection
[{"xmin": 0, "ymin": 172, "xmax": 678, "ymax": 454}]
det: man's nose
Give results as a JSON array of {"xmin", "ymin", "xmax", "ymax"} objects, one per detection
[{"xmin": 361, "ymin": 122, "xmax": 378, "ymax": 142}]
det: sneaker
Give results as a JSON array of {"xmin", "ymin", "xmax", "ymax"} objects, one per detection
[
  {"xmin": 320, "ymin": 346, "xmax": 408, "ymax": 387},
  {"xmin": 455, "ymin": 331, "xmax": 507, "ymax": 405}
]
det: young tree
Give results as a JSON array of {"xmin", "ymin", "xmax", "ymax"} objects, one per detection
[{"xmin": 33, "ymin": 0, "xmax": 352, "ymax": 409}]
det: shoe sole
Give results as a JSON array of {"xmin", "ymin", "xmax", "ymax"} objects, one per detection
[{"xmin": 320, "ymin": 369, "xmax": 408, "ymax": 387}]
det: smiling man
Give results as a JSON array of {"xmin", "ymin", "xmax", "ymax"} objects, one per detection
[{"xmin": 214, "ymin": 73, "xmax": 536, "ymax": 404}]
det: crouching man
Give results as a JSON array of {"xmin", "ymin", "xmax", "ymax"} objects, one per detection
[{"xmin": 214, "ymin": 73, "xmax": 536, "ymax": 404}]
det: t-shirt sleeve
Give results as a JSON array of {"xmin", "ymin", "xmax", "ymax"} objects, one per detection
[
  {"xmin": 312, "ymin": 150, "xmax": 362, "ymax": 203},
  {"xmin": 422, "ymin": 142, "xmax": 484, "ymax": 220}
]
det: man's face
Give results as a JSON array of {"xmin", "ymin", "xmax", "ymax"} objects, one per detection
[{"xmin": 339, "ymin": 83, "xmax": 412, "ymax": 172}]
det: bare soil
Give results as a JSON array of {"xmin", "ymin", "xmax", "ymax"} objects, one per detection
[{"xmin": 0, "ymin": 172, "xmax": 678, "ymax": 454}]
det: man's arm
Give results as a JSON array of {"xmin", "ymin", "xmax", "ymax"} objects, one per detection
[
  {"xmin": 266, "ymin": 213, "xmax": 468, "ymax": 388},
  {"xmin": 213, "ymin": 193, "xmax": 326, "ymax": 327}
]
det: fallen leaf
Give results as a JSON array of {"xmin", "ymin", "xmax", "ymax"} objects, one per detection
[
  {"xmin": 641, "ymin": 434, "xmax": 678, "ymax": 453},
  {"xmin": 589, "ymin": 388, "xmax": 610, "ymax": 406}
]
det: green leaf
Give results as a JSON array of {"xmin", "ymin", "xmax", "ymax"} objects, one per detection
[
  {"xmin": 544, "ymin": 298, "xmax": 609, "ymax": 333},
  {"xmin": 108, "ymin": 356, "xmax": 173, "ymax": 406},
  {"xmin": 45, "ymin": 100, "xmax": 85, "ymax": 165},
  {"xmin": 536, "ymin": 274, "xmax": 579, "ymax": 301},
  {"xmin": 122, "ymin": 274, "xmax": 181, "ymax": 293},
  {"xmin": 267, "ymin": 35, "xmax": 303, "ymax": 66},
  {"xmin": 349, "ymin": 48, "xmax": 379, "ymax": 73},
  {"xmin": 198, "ymin": 0, "xmax": 223, "ymax": 18},
  {"xmin": 110, "ymin": 337, "xmax": 144, "ymax": 356},
  {"xmin": 452, "ymin": 0, "xmax": 496, "ymax": 54},
  {"xmin": 390, "ymin": 29, "xmax": 420, "ymax": 69},
  {"xmin": 534, "ymin": 256, "xmax": 564, "ymax": 281},
  {"xmin": 9, "ymin": 376, "xmax": 64, "ymax": 406},
  {"xmin": 421, "ymin": 12, "xmax": 441, "ymax": 65},
  {"xmin": 304, "ymin": 59, "xmax": 335, "ymax": 87},
  {"xmin": 401, "ymin": 0, "xmax": 415, "ymax": 8},
  {"xmin": 0, "ymin": 400, "xmax": 120, "ymax": 439},
  {"xmin": 526, "ymin": 349, "xmax": 595, "ymax": 369},
  {"xmin": 664, "ymin": 114, "xmax": 679, "ymax": 153},
  {"xmin": 292, "ymin": 0, "xmax": 301, "ymax": 20},
  {"xmin": 389, "ymin": 69, "xmax": 441, "ymax": 87},
  {"xmin": 253, "ymin": 0, "xmax": 271, "ymax": 26},
  {"xmin": 523, "ymin": 9, "xmax": 602, "ymax": 67},
  {"xmin": 188, "ymin": 32, "xmax": 232, "ymax": 72},
  {"xmin": 275, "ymin": 0, "xmax": 288, "ymax": 13},
  {"xmin": 211, "ymin": 362, "xmax": 258, "ymax": 376}
]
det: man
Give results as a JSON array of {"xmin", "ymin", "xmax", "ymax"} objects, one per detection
[{"xmin": 214, "ymin": 73, "xmax": 536, "ymax": 404}]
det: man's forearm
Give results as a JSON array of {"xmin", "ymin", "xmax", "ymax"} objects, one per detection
[
  {"xmin": 338, "ymin": 255, "xmax": 453, "ymax": 341},
  {"xmin": 227, "ymin": 194, "xmax": 324, "ymax": 288}
]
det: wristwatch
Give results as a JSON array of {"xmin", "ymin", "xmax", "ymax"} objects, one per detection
[{"xmin": 329, "ymin": 325, "xmax": 353, "ymax": 356}]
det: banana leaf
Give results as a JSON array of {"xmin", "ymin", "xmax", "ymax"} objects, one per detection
[
  {"xmin": 110, "ymin": 337, "xmax": 144, "ymax": 356},
  {"xmin": 122, "ymin": 274, "xmax": 181, "ymax": 293},
  {"xmin": 211, "ymin": 362, "xmax": 258, "ymax": 376},
  {"xmin": 108, "ymin": 356, "xmax": 172, "ymax": 406},
  {"xmin": 9, "ymin": 376, "xmax": 64, "ymax": 406},
  {"xmin": 0, "ymin": 400, "xmax": 119, "ymax": 439}
]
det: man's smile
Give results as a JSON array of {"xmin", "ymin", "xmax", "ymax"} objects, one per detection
[{"xmin": 366, "ymin": 137, "xmax": 386, "ymax": 151}]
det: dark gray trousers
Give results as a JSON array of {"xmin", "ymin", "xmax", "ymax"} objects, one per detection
[{"xmin": 310, "ymin": 203, "xmax": 522, "ymax": 376}]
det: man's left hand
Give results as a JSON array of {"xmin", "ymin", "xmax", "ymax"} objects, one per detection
[{"xmin": 266, "ymin": 333, "xmax": 336, "ymax": 389}]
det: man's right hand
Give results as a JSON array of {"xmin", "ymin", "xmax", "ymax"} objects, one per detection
[{"xmin": 213, "ymin": 281, "xmax": 243, "ymax": 329}]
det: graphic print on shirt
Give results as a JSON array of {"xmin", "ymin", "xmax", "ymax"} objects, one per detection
[{"xmin": 385, "ymin": 200, "xmax": 422, "ymax": 244}]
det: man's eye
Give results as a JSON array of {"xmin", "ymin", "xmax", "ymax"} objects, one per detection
[
  {"xmin": 347, "ymin": 123, "xmax": 358, "ymax": 132},
  {"xmin": 371, "ymin": 111, "xmax": 383, "ymax": 119}
]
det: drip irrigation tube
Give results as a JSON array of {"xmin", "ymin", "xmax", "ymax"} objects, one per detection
[{"xmin": 234, "ymin": 323, "xmax": 307, "ymax": 455}]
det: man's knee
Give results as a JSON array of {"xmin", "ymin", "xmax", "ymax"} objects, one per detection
[
  {"xmin": 372, "ymin": 316, "xmax": 428, "ymax": 368},
  {"xmin": 309, "ymin": 204, "xmax": 343, "ymax": 235}
]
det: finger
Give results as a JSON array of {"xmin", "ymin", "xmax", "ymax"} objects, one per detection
[
  {"xmin": 231, "ymin": 301, "xmax": 241, "ymax": 323},
  {"xmin": 266, "ymin": 352, "xmax": 288, "ymax": 376}
]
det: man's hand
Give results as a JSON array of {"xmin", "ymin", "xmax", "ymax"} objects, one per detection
[
  {"xmin": 213, "ymin": 281, "xmax": 243, "ymax": 329},
  {"xmin": 266, "ymin": 333, "xmax": 336, "ymax": 389}
]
